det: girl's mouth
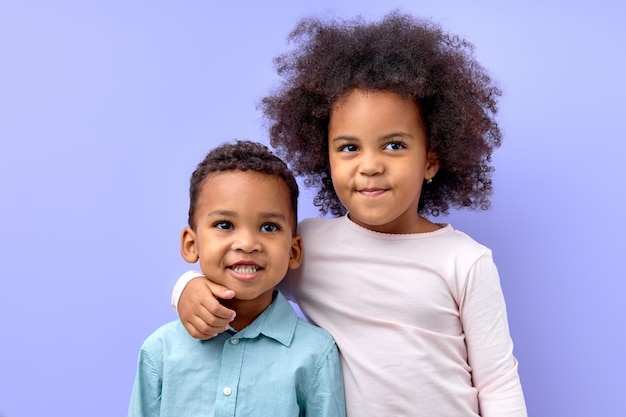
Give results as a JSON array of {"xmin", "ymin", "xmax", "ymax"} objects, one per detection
[{"xmin": 359, "ymin": 188, "xmax": 387, "ymax": 197}]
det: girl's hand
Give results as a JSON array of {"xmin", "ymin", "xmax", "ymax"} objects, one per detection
[{"xmin": 178, "ymin": 277, "xmax": 236, "ymax": 340}]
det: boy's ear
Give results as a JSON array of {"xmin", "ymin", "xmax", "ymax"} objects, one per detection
[
  {"xmin": 425, "ymin": 148, "xmax": 440, "ymax": 180},
  {"xmin": 288, "ymin": 234, "xmax": 304, "ymax": 270},
  {"xmin": 180, "ymin": 226, "xmax": 199, "ymax": 263}
]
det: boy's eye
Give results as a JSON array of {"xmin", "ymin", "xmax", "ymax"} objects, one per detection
[
  {"xmin": 260, "ymin": 223, "xmax": 280, "ymax": 232},
  {"xmin": 338, "ymin": 144, "xmax": 358, "ymax": 153},
  {"xmin": 214, "ymin": 221, "xmax": 234, "ymax": 230},
  {"xmin": 384, "ymin": 141, "xmax": 405, "ymax": 151}
]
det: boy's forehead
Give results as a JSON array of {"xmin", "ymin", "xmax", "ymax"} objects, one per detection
[
  {"xmin": 201, "ymin": 169, "xmax": 285, "ymax": 188},
  {"xmin": 198, "ymin": 170, "xmax": 294, "ymax": 216}
]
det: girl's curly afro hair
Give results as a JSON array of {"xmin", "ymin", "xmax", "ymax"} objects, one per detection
[{"xmin": 261, "ymin": 11, "xmax": 502, "ymax": 217}]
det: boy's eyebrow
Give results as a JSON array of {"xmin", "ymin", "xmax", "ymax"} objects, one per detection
[
  {"xmin": 207, "ymin": 210, "xmax": 288, "ymax": 222},
  {"xmin": 258, "ymin": 212, "xmax": 289, "ymax": 222},
  {"xmin": 206, "ymin": 209, "xmax": 237, "ymax": 218}
]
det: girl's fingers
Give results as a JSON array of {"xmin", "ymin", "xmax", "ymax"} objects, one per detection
[{"xmin": 179, "ymin": 276, "xmax": 236, "ymax": 340}]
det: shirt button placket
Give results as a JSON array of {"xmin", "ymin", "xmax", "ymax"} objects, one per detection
[{"xmin": 214, "ymin": 336, "xmax": 244, "ymax": 417}]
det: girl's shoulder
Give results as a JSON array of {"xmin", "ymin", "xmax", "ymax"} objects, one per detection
[
  {"xmin": 298, "ymin": 215, "xmax": 490, "ymax": 255},
  {"xmin": 297, "ymin": 216, "xmax": 342, "ymax": 234}
]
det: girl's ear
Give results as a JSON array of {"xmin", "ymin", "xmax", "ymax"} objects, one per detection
[
  {"xmin": 425, "ymin": 149, "xmax": 440, "ymax": 180},
  {"xmin": 180, "ymin": 226, "xmax": 199, "ymax": 263},
  {"xmin": 288, "ymin": 234, "xmax": 304, "ymax": 270}
]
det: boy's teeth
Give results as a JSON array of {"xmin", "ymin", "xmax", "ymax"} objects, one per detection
[{"xmin": 233, "ymin": 266, "xmax": 258, "ymax": 274}]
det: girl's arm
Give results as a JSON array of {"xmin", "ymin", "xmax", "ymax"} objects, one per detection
[
  {"xmin": 173, "ymin": 270, "xmax": 296, "ymax": 339},
  {"xmin": 462, "ymin": 252, "xmax": 527, "ymax": 417},
  {"xmin": 172, "ymin": 271, "xmax": 236, "ymax": 340}
]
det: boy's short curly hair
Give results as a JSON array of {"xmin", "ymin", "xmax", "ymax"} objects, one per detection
[
  {"xmin": 261, "ymin": 11, "xmax": 502, "ymax": 217},
  {"xmin": 188, "ymin": 140, "xmax": 299, "ymax": 230}
]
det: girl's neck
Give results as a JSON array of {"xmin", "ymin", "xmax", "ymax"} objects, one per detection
[{"xmin": 347, "ymin": 213, "xmax": 442, "ymax": 234}]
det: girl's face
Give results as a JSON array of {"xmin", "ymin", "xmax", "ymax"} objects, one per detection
[{"xmin": 328, "ymin": 89, "xmax": 439, "ymax": 234}]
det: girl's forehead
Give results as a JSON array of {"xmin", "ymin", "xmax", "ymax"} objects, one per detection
[
  {"xmin": 333, "ymin": 88, "xmax": 415, "ymax": 105},
  {"xmin": 329, "ymin": 89, "xmax": 426, "ymax": 134}
]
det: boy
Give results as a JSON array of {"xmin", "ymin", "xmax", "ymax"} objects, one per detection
[{"xmin": 128, "ymin": 140, "xmax": 346, "ymax": 417}]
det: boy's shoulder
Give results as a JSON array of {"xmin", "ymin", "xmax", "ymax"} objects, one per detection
[
  {"xmin": 293, "ymin": 314, "xmax": 335, "ymax": 342},
  {"xmin": 139, "ymin": 320, "xmax": 192, "ymax": 353},
  {"xmin": 145, "ymin": 319, "xmax": 186, "ymax": 339},
  {"xmin": 288, "ymin": 315, "xmax": 338, "ymax": 361},
  {"xmin": 270, "ymin": 292, "xmax": 337, "ymax": 350},
  {"xmin": 139, "ymin": 319, "xmax": 181, "ymax": 341}
]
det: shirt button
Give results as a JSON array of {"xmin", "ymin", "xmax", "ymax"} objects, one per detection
[
  {"xmin": 223, "ymin": 387, "xmax": 232, "ymax": 396},
  {"xmin": 230, "ymin": 338, "xmax": 239, "ymax": 345}
]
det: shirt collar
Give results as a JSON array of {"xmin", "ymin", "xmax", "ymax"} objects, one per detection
[{"xmin": 231, "ymin": 290, "xmax": 298, "ymax": 347}]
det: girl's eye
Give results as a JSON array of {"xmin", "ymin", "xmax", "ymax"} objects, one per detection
[
  {"xmin": 260, "ymin": 223, "xmax": 280, "ymax": 232},
  {"xmin": 214, "ymin": 221, "xmax": 234, "ymax": 230},
  {"xmin": 384, "ymin": 141, "xmax": 405, "ymax": 151},
  {"xmin": 338, "ymin": 144, "xmax": 358, "ymax": 153}
]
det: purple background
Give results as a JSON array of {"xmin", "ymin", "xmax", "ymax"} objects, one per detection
[{"xmin": 1, "ymin": 1, "xmax": 624, "ymax": 416}]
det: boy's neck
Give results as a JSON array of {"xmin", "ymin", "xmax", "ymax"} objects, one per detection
[{"xmin": 221, "ymin": 290, "xmax": 275, "ymax": 331}]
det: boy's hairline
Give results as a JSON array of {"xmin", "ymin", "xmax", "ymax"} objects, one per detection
[{"xmin": 189, "ymin": 168, "xmax": 299, "ymax": 234}]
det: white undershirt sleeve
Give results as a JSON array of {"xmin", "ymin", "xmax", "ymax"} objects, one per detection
[{"xmin": 171, "ymin": 270, "xmax": 203, "ymax": 312}]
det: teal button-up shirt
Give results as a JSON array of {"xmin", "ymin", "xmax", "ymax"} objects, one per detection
[{"xmin": 128, "ymin": 291, "xmax": 346, "ymax": 417}]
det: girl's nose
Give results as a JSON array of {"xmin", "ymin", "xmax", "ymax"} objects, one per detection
[{"xmin": 359, "ymin": 152, "xmax": 384, "ymax": 176}]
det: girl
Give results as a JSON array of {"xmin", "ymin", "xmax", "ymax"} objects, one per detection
[{"xmin": 173, "ymin": 12, "xmax": 526, "ymax": 417}]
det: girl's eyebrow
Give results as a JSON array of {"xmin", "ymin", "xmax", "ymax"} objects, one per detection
[
  {"xmin": 330, "ymin": 134, "xmax": 358, "ymax": 143},
  {"xmin": 330, "ymin": 132, "xmax": 414, "ymax": 143},
  {"xmin": 380, "ymin": 132, "xmax": 414, "ymax": 141}
]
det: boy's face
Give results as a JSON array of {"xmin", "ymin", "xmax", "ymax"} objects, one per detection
[
  {"xmin": 181, "ymin": 171, "xmax": 302, "ymax": 310},
  {"xmin": 328, "ymin": 89, "xmax": 439, "ymax": 234}
]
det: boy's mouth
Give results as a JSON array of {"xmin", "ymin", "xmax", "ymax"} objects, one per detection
[{"xmin": 229, "ymin": 264, "xmax": 262, "ymax": 274}]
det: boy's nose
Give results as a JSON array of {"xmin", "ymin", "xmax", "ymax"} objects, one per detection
[{"xmin": 232, "ymin": 230, "xmax": 261, "ymax": 253}]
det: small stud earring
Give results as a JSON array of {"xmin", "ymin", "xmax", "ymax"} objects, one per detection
[{"xmin": 426, "ymin": 177, "xmax": 433, "ymax": 184}]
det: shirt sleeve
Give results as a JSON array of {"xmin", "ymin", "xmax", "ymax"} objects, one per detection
[
  {"xmin": 128, "ymin": 345, "xmax": 162, "ymax": 417},
  {"xmin": 460, "ymin": 252, "xmax": 527, "ymax": 417},
  {"xmin": 303, "ymin": 342, "xmax": 347, "ymax": 417},
  {"xmin": 170, "ymin": 270, "xmax": 203, "ymax": 311}
]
